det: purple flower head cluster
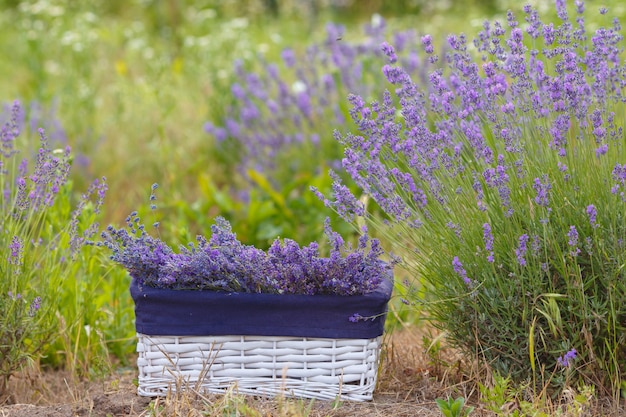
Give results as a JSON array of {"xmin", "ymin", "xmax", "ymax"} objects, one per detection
[
  {"xmin": 557, "ymin": 348, "xmax": 577, "ymax": 368},
  {"xmin": 7, "ymin": 291, "xmax": 22, "ymax": 300},
  {"xmin": 533, "ymin": 176, "xmax": 552, "ymax": 208},
  {"xmin": 567, "ymin": 226, "xmax": 578, "ymax": 247},
  {"xmin": 348, "ymin": 313, "xmax": 364, "ymax": 323},
  {"xmin": 452, "ymin": 256, "xmax": 472, "ymax": 286},
  {"xmin": 1, "ymin": 105, "xmax": 71, "ymax": 214},
  {"xmin": 381, "ymin": 42, "xmax": 397, "ymax": 64},
  {"xmin": 567, "ymin": 225, "xmax": 581, "ymax": 256},
  {"xmin": 515, "ymin": 234, "xmax": 530, "ymax": 267},
  {"xmin": 9, "ymin": 236, "xmax": 22, "ymax": 265},
  {"xmin": 101, "ymin": 188, "xmax": 392, "ymax": 296},
  {"xmin": 611, "ymin": 163, "xmax": 626, "ymax": 200},
  {"xmin": 586, "ymin": 204, "xmax": 598, "ymax": 228},
  {"xmin": 28, "ymin": 296, "xmax": 41, "ymax": 317},
  {"xmin": 325, "ymin": 3, "xmax": 626, "ymax": 230},
  {"xmin": 1, "ymin": 101, "xmax": 106, "ymax": 383},
  {"xmin": 1, "ymin": 100, "xmax": 78, "ymax": 161},
  {"xmin": 482, "ymin": 223, "xmax": 494, "ymax": 263},
  {"xmin": 324, "ymin": 0, "xmax": 626, "ymax": 386},
  {"xmin": 1, "ymin": 102, "xmax": 106, "ymax": 254},
  {"xmin": 0, "ymin": 101, "xmax": 21, "ymax": 160}
]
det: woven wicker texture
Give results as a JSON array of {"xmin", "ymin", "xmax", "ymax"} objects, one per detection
[{"xmin": 136, "ymin": 333, "xmax": 382, "ymax": 401}]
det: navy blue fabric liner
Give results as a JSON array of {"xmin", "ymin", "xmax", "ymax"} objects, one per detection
[{"xmin": 131, "ymin": 276, "xmax": 393, "ymax": 339}]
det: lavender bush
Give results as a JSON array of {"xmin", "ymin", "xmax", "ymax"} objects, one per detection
[
  {"xmin": 100, "ymin": 185, "xmax": 392, "ymax": 296},
  {"xmin": 205, "ymin": 18, "xmax": 424, "ymax": 179},
  {"xmin": 324, "ymin": 2, "xmax": 626, "ymax": 395},
  {"xmin": 0, "ymin": 101, "xmax": 106, "ymax": 393}
]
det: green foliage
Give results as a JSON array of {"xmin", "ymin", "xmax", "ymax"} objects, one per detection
[
  {"xmin": 325, "ymin": 2, "xmax": 626, "ymax": 398},
  {"xmin": 479, "ymin": 373, "xmax": 518, "ymax": 415},
  {"xmin": 172, "ymin": 168, "xmax": 355, "ymax": 250},
  {"xmin": 44, "ymin": 248, "xmax": 136, "ymax": 375},
  {"xmin": 435, "ymin": 396, "xmax": 474, "ymax": 417},
  {"xmin": 0, "ymin": 104, "xmax": 106, "ymax": 392},
  {"xmin": 479, "ymin": 372, "xmax": 595, "ymax": 417}
]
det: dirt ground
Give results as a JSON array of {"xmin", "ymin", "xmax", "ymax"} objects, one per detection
[
  {"xmin": 0, "ymin": 327, "xmax": 623, "ymax": 417},
  {"xmin": 0, "ymin": 327, "xmax": 448, "ymax": 416}
]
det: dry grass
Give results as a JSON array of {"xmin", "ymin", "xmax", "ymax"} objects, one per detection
[
  {"xmin": 1, "ymin": 325, "xmax": 625, "ymax": 416},
  {"xmin": 139, "ymin": 325, "xmax": 460, "ymax": 417},
  {"xmin": 0, "ymin": 326, "xmax": 453, "ymax": 416}
]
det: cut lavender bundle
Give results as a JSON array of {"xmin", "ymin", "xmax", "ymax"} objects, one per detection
[{"xmin": 101, "ymin": 187, "xmax": 392, "ymax": 296}]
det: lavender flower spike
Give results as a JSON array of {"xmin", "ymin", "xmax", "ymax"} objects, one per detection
[
  {"xmin": 9, "ymin": 236, "xmax": 22, "ymax": 265},
  {"xmin": 586, "ymin": 204, "xmax": 598, "ymax": 228},
  {"xmin": 568, "ymin": 225, "xmax": 581, "ymax": 256},
  {"xmin": 28, "ymin": 296, "xmax": 42, "ymax": 317},
  {"xmin": 557, "ymin": 348, "xmax": 577, "ymax": 367},
  {"xmin": 483, "ymin": 223, "xmax": 494, "ymax": 263},
  {"xmin": 533, "ymin": 176, "xmax": 551, "ymax": 207},
  {"xmin": 515, "ymin": 234, "xmax": 529, "ymax": 266},
  {"xmin": 452, "ymin": 256, "xmax": 472, "ymax": 286}
]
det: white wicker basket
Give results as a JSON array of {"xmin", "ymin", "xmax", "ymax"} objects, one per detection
[{"xmin": 136, "ymin": 333, "xmax": 383, "ymax": 401}]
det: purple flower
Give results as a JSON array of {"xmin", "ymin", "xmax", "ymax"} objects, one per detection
[
  {"xmin": 531, "ymin": 235, "xmax": 541, "ymax": 255},
  {"xmin": 421, "ymin": 35, "xmax": 434, "ymax": 54},
  {"xmin": 102, "ymin": 190, "xmax": 391, "ymax": 295},
  {"xmin": 568, "ymin": 225, "xmax": 581, "ymax": 257},
  {"xmin": 316, "ymin": 170, "xmax": 366, "ymax": 222},
  {"xmin": 452, "ymin": 256, "xmax": 472, "ymax": 286},
  {"xmin": 557, "ymin": 348, "xmax": 577, "ymax": 367},
  {"xmin": 382, "ymin": 64, "xmax": 407, "ymax": 84},
  {"xmin": 28, "ymin": 296, "xmax": 42, "ymax": 317},
  {"xmin": 349, "ymin": 313, "xmax": 363, "ymax": 323},
  {"xmin": 543, "ymin": 23, "xmax": 556, "ymax": 45},
  {"xmin": 8, "ymin": 291, "xmax": 22, "ymax": 300},
  {"xmin": 555, "ymin": 0, "xmax": 568, "ymax": 20},
  {"xmin": 586, "ymin": 204, "xmax": 598, "ymax": 227},
  {"xmin": 483, "ymin": 223, "xmax": 494, "ymax": 263},
  {"xmin": 612, "ymin": 164, "xmax": 626, "ymax": 184},
  {"xmin": 9, "ymin": 236, "xmax": 22, "ymax": 265},
  {"xmin": 524, "ymin": 6, "xmax": 541, "ymax": 39},
  {"xmin": 281, "ymin": 48, "xmax": 296, "ymax": 67},
  {"xmin": 515, "ymin": 234, "xmax": 529, "ymax": 266},
  {"xmin": 380, "ymin": 42, "xmax": 397, "ymax": 63},
  {"xmin": 568, "ymin": 225, "xmax": 579, "ymax": 247},
  {"xmin": 203, "ymin": 18, "xmax": 426, "ymax": 209},
  {"xmin": 533, "ymin": 176, "xmax": 551, "ymax": 207}
]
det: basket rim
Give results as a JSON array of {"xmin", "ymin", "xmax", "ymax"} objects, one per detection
[{"xmin": 131, "ymin": 275, "xmax": 393, "ymax": 339}]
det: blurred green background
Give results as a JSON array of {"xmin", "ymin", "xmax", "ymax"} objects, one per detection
[{"xmin": 0, "ymin": 0, "xmax": 514, "ymax": 240}]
